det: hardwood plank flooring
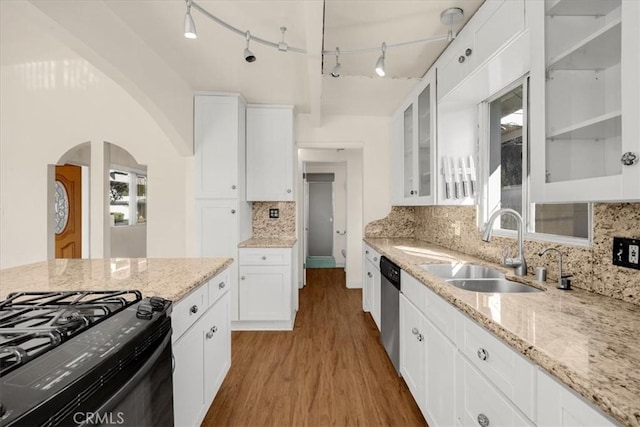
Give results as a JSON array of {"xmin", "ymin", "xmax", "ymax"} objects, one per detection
[{"xmin": 202, "ymin": 268, "xmax": 426, "ymax": 427}]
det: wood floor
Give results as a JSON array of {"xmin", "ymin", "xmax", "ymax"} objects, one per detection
[{"xmin": 202, "ymin": 268, "xmax": 426, "ymax": 427}]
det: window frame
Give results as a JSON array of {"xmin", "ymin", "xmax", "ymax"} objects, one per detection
[
  {"xmin": 109, "ymin": 164, "xmax": 147, "ymax": 227},
  {"xmin": 477, "ymin": 76, "xmax": 592, "ymax": 247}
]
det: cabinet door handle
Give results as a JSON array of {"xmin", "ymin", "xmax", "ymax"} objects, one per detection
[
  {"xmin": 190, "ymin": 305, "xmax": 199, "ymax": 315},
  {"xmin": 211, "ymin": 326, "xmax": 218, "ymax": 333},
  {"xmin": 206, "ymin": 330, "xmax": 214, "ymax": 339},
  {"xmin": 458, "ymin": 55, "xmax": 465, "ymax": 63},
  {"xmin": 367, "ymin": 272, "xmax": 373, "ymax": 278},
  {"xmin": 218, "ymin": 282, "xmax": 226, "ymax": 289},
  {"xmin": 477, "ymin": 348, "xmax": 489, "ymax": 361},
  {"xmin": 410, "ymin": 190, "xmax": 415, "ymax": 195},
  {"xmin": 621, "ymin": 152, "xmax": 638, "ymax": 166},
  {"xmin": 416, "ymin": 333, "xmax": 424, "ymax": 342},
  {"xmin": 231, "ymin": 185, "xmax": 237, "ymax": 190},
  {"xmin": 365, "ymin": 250, "xmax": 369, "ymax": 254},
  {"xmin": 262, "ymin": 256, "xmax": 267, "ymax": 260},
  {"xmin": 465, "ymin": 48, "xmax": 472, "ymax": 56},
  {"xmin": 411, "ymin": 327, "xmax": 419, "ymax": 335},
  {"xmin": 231, "ymin": 209, "xmax": 236, "ymax": 214},
  {"xmin": 373, "ymin": 257, "xmax": 378, "ymax": 262},
  {"xmin": 241, "ymin": 276, "xmax": 246, "ymax": 280},
  {"xmin": 287, "ymin": 189, "xmax": 292, "ymax": 193},
  {"xmin": 477, "ymin": 413, "xmax": 489, "ymax": 427}
]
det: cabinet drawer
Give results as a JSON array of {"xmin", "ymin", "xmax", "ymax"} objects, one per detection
[
  {"xmin": 456, "ymin": 353, "xmax": 534, "ymax": 426},
  {"xmin": 400, "ymin": 271, "xmax": 456, "ymax": 342},
  {"xmin": 364, "ymin": 244, "xmax": 381, "ymax": 265},
  {"xmin": 456, "ymin": 314, "xmax": 536, "ymax": 420},
  {"xmin": 240, "ymin": 248, "xmax": 289, "ymax": 266},
  {"xmin": 172, "ymin": 285, "xmax": 208, "ymax": 342},
  {"xmin": 208, "ymin": 269, "xmax": 231, "ymax": 306}
]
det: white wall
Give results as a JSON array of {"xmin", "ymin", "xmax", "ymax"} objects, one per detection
[
  {"xmin": 305, "ymin": 162, "xmax": 347, "ymax": 267},
  {"xmin": 0, "ymin": 21, "xmax": 188, "ymax": 268}
]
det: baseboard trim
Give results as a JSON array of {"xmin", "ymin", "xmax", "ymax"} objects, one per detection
[
  {"xmin": 347, "ymin": 280, "xmax": 363, "ymax": 289},
  {"xmin": 231, "ymin": 312, "xmax": 296, "ymax": 331}
]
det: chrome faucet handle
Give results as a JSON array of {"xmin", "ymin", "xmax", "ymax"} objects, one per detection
[{"xmin": 559, "ymin": 275, "xmax": 572, "ymax": 290}]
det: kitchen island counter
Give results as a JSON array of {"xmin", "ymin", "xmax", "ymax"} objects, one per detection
[{"xmin": 0, "ymin": 258, "xmax": 233, "ymax": 303}]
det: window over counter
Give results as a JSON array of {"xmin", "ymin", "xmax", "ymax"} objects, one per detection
[
  {"xmin": 481, "ymin": 79, "xmax": 591, "ymax": 244},
  {"xmin": 109, "ymin": 169, "xmax": 147, "ymax": 226}
]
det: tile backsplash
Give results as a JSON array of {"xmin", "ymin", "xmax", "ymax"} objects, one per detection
[
  {"xmin": 365, "ymin": 203, "xmax": 640, "ymax": 306},
  {"xmin": 252, "ymin": 202, "xmax": 296, "ymax": 238}
]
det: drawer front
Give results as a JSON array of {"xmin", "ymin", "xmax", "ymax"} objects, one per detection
[
  {"xmin": 240, "ymin": 248, "xmax": 288, "ymax": 266},
  {"xmin": 172, "ymin": 285, "xmax": 208, "ymax": 342},
  {"xmin": 423, "ymin": 285, "xmax": 456, "ymax": 342},
  {"xmin": 364, "ymin": 244, "xmax": 381, "ymax": 265},
  {"xmin": 208, "ymin": 269, "xmax": 231, "ymax": 307},
  {"xmin": 456, "ymin": 354, "xmax": 534, "ymax": 427},
  {"xmin": 456, "ymin": 314, "xmax": 535, "ymax": 419},
  {"xmin": 400, "ymin": 271, "xmax": 427, "ymax": 314}
]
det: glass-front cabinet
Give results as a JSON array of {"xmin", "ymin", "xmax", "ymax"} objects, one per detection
[
  {"xmin": 392, "ymin": 69, "xmax": 437, "ymax": 205},
  {"xmin": 530, "ymin": 0, "xmax": 640, "ymax": 202}
]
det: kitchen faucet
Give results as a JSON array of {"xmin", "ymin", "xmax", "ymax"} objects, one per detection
[
  {"xmin": 481, "ymin": 208, "xmax": 527, "ymax": 276},
  {"xmin": 538, "ymin": 247, "xmax": 572, "ymax": 290}
]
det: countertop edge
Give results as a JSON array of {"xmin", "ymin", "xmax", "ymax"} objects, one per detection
[
  {"xmin": 363, "ymin": 237, "xmax": 633, "ymax": 427},
  {"xmin": 238, "ymin": 237, "xmax": 298, "ymax": 248},
  {"xmin": 171, "ymin": 258, "xmax": 234, "ymax": 302}
]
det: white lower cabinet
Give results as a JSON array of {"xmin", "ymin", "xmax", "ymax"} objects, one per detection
[
  {"xmin": 399, "ymin": 294, "xmax": 425, "ymax": 409},
  {"xmin": 172, "ymin": 269, "xmax": 232, "ymax": 426},
  {"xmin": 456, "ymin": 353, "xmax": 533, "ymax": 427},
  {"xmin": 537, "ymin": 370, "xmax": 615, "ymax": 427},
  {"xmin": 236, "ymin": 247, "xmax": 297, "ymax": 330},
  {"xmin": 363, "ymin": 244, "xmax": 381, "ymax": 330}
]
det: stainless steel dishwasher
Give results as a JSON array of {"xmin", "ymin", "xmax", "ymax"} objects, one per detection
[{"xmin": 380, "ymin": 256, "xmax": 401, "ymax": 375}]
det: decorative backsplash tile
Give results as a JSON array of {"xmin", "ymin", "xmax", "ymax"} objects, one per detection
[
  {"xmin": 366, "ymin": 203, "xmax": 640, "ymax": 305},
  {"xmin": 252, "ymin": 202, "xmax": 296, "ymax": 238}
]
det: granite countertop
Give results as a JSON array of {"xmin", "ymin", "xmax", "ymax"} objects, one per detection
[
  {"xmin": 0, "ymin": 258, "xmax": 233, "ymax": 303},
  {"xmin": 238, "ymin": 237, "xmax": 297, "ymax": 248},
  {"xmin": 365, "ymin": 237, "xmax": 640, "ymax": 427}
]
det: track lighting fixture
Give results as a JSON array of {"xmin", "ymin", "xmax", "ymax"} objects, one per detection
[
  {"xmin": 375, "ymin": 42, "xmax": 386, "ymax": 77},
  {"xmin": 183, "ymin": 0, "xmax": 197, "ymax": 39},
  {"xmin": 181, "ymin": 1, "xmax": 465, "ymax": 74},
  {"xmin": 440, "ymin": 7, "xmax": 463, "ymax": 42},
  {"xmin": 244, "ymin": 31, "xmax": 256, "ymax": 62},
  {"xmin": 331, "ymin": 47, "xmax": 341, "ymax": 78}
]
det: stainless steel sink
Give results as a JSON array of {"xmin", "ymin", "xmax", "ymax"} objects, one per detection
[
  {"xmin": 446, "ymin": 279, "xmax": 542, "ymax": 293},
  {"xmin": 421, "ymin": 263, "xmax": 542, "ymax": 293},
  {"xmin": 421, "ymin": 263, "xmax": 505, "ymax": 279}
]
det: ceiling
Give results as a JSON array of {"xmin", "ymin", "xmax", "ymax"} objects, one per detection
[{"xmin": 1, "ymin": 0, "xmax": 483, "ymax": 151}]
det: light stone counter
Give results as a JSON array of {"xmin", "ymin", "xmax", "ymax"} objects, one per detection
[
  {"xmin": 0, "ymin": 258, "xmax": 233, "ymax": 303},
  {"xmin": 365, "ymin": 237, "xmax": 640, "ymax": 427},
  {"xmin": 238, "ymin": 237, "xmax": 297, "ymax": 248}
]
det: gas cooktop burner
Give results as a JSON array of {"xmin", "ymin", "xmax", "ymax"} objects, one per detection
[{"xmin": 0, "ymin": 290, "xmax": 142, "ymax": 376}]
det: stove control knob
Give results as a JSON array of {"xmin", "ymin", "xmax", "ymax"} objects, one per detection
[
  {"xmin": 136, "ymin": 304, "xmax": 153, "ymax": 320},
  {"xmin": 0, "ymin": 403, "xmax": 6, "ymax": 418},
  {"xmin": 149, "ymin": 296, "xmax": 167, "ymax": 311}
]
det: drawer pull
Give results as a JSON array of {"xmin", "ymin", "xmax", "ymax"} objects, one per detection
[
  {"xmin": 373, "ymin": 257, "xmax": 378, "ymax": 262},
  {"xmin": 287, "ymin": 189, "xmax": 292, "ymax": 193},
  {"xmin": 211, "ymin": 326, "xmax": 218, "ymax": 333},
  {"xmin": 218, "ymin": 282, "xmax": 226, "ymax": 289},
  {"xmin": 477, "ymin": 348, "xmax": 489, "ymax": 361},
  {"xmin": 366, "ymin": 250, "xmax": 369, "ymax": 254},
  {"xmin": 416, "ymin": 333, "xmax": 424, "ymax": 342},
  {"xmin": 411, "ymin": 327, "xmax": 419, "ymax": 335},
  {"xmin": 367, "ymin": 272, "xmax": 373, "ymax": 278},
  {"xmin": 262, "ymin": 256, "xmax": 267, "ymax": 260},
  {"xmin": 190, "ymin": 305, "xmax": 199, "ymax": 315},
  {"xmin": 206, "ymin": 330, "xmax": 214, "ymax": 339},
  {"xmin": 231, "ymin": 185, "xmax": 237, "ymax": 190},
  {"xmin": 231, "ymin": 209, "xmax": 236, "ymax": 214},
  {"xmin": 241, "ymin": 276, "xmax": 246, "ymax": 280},
  {"xmin": 458, "ymin": 55, "xmax": 465, "ymax": 63},
  {"xmin": 477, "ymin": 413, "xmax": 489, "ymax": 427}
]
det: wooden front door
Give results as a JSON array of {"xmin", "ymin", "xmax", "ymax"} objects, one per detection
[{"xmin": 54, "ymin": 164, "xmax": 82, "ymax": 258}]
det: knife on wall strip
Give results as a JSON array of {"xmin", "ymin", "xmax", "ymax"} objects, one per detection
[
  {"xmin": 468, "ymin": 155, "xmax": 477, "ymax": 196},
  {"xmin": 460, "ymin": 157, "xmax": 470, "ymax": 197},
  {"xmin": 443, "ymin": 156, "xmax": 452, "ymax": 199},
  {"xmin": 450, "ymin": 157, "xmax": 460, "ymax": 199}
]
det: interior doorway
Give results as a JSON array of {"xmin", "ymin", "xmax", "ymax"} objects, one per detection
[{"xmin": 306, "ymin": 173, "xmax": 335, "ymax": 268}]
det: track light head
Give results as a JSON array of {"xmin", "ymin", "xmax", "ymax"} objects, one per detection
[
  {"xmin": 184, "ymin": 0, "xmax": 197, "ymax": 39},
  {"xmin": 244, "ymin": 31, "xmax": 256, "ymax": 62},
  {"xmin": 331, "ymin": 47, "xmax": 341, "ymax": 78},
  {"xmin": 375, "ymin": 42, "xmax": 386, "ymax": 77}
]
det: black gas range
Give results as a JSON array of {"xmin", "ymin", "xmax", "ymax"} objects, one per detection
[{"xmin": 0, "ymin": 291, "xmax": 174, "ymax": 426}]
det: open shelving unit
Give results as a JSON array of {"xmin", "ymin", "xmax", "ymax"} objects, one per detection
[{"xmin": 547, "ymin": 20, "xmax": 621, "ymax": 71}]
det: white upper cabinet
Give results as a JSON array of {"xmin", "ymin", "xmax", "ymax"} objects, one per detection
[
  {"xmin": 530, "ymin": 0, "xmax": 640, "ymax": 202},
  {"xmin": 438, "ymin": 0, "xmax": 526, "ymax": 103},
  {"xmin": 194, "ymin": 94, "xmax": 246, "ymax": 200},
  {"xmin": 246, "ymin": 105, "xmax": 295, "ymax": 201},
  {"xmin": 391, "ymin": 69, "xmax": 437, "ymax": 205}
]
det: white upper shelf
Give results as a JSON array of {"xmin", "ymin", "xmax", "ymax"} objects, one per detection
[
  {"xmin": 547, "ymin": 111, "xmax": 621, "ymax": 140},
  {"xmin": 547, "ymin": 20, "xmax": 621, "ymax": 71},
  {"xmin": 546, "ymin": 0, "xmax": 620, "ymax": 17}
]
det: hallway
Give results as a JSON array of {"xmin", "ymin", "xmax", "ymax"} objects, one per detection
[{"xmin": 202, "ymin": 268, "xmax": 425, "ymax": 426}]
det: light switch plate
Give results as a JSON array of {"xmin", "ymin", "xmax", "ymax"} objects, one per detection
[{"xmin": 612, "ymin": 237, "xmax": 640, "ymax": 270}]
